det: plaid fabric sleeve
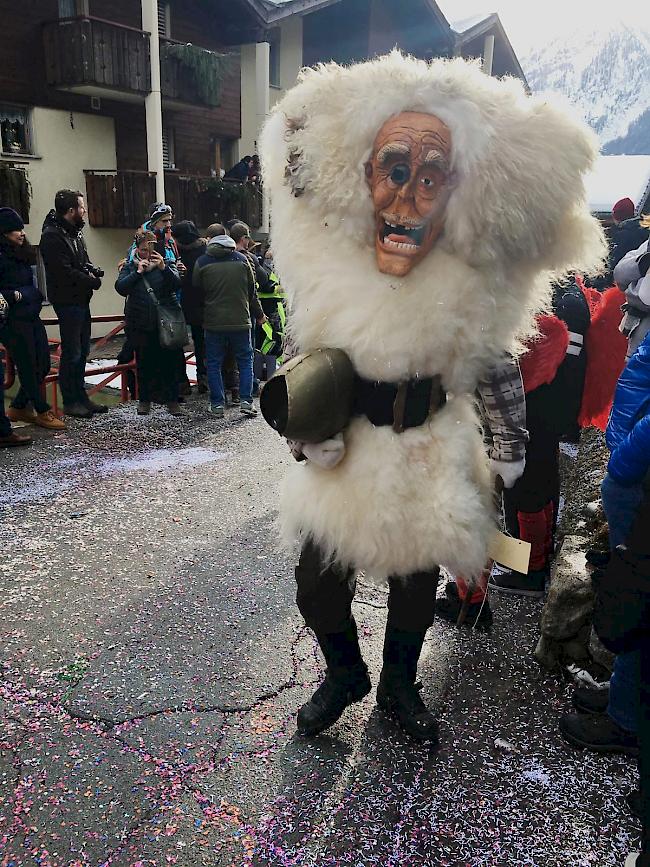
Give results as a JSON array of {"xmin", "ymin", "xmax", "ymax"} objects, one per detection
[{"xmin": 477, "ymin": 356, "xmax": 528, "ymax": 463}]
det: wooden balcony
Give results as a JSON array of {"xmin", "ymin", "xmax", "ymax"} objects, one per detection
[
  {"xmin": 43, "ymin": 17, "xmax": 151, "ymax": 102},
  {"xmin": 84, "ymin": 170, "xmax": 156, "ymax": 229},
  {"xmin": 84, "ymin": 170, "xmax": 262, "ymax": 231}
]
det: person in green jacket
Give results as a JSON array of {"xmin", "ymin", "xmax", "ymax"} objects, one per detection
[{"xmin": 192, "ymin": 232, "xmax": 266, "ymax": 418}]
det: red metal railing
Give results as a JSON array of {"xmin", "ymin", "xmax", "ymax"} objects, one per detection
[{"xmin": 2, "ymin": 314, "xmax": 198, "ymax": 415}]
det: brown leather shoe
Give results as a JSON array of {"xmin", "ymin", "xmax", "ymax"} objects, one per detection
[
  {"xmin": 166, "ymin": 402, "xmax": 187, "ymax": 417},
  {"xmin": 6, "ymin": 406, "xmax": 37, "ymax": 424},
  {"xmin": 0, "ymin": 431, "xmax": 32, "ymax": 447},
  {"xmin": 35, "ymin": 410, "xmax": 66, "ymax": 431}
]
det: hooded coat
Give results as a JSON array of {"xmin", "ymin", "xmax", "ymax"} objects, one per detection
[
  {"xmin": 192, "ymin": 240, "xmax": 263, "ymax": 331},
  {"xmin": 260, "ymin": 52, "xmax": 605, "ymax": 581}
]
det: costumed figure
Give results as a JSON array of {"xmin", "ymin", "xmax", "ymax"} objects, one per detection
[
  {"xmin": 490, "ymin": 280, "xmax": 592, "ymax": 596},
  {"xmin": 259, "ymin": 52, "xmax": 605, "ymax": 742}
]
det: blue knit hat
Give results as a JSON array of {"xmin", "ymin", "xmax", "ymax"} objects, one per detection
[{"xmin": 0, "ymin": 207, "xmax": 24, "ymax": 234}]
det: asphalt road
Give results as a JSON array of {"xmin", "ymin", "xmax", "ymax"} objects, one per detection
[{"xmin": 0, "ymin": 396, "xmax": 641, "ymax": 866}]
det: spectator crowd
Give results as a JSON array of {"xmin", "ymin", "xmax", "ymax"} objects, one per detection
[{"xmin": 0, "ymin": 180, "xmax": 285, "ymax": 440}]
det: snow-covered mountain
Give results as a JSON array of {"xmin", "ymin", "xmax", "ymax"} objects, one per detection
[{"xmin": 522, "ymin": 20, "xmax": 650, "ymax": 154}]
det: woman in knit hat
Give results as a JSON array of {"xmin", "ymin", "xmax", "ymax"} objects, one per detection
[{"xmin": 0, "ymin": 207, "xmax": 65, "ymax": 431}]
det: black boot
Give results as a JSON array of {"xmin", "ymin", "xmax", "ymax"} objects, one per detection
[
  {"xmin": 297, "ymin": 620, "xmax": 371, "ymax": 736},
  {"xmin": 377, "ymin": 627, "xmax": 439, "ymax": 743}
]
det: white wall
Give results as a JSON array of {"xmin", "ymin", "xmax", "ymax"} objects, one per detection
[
  {"xmin": 24, "ymin": 107, "xmax": 133, "ymax": 329},
  {"xmin": 239, "ymin": 44, "xmax": 263, "ymax": 159},
  {"xmin": 239, "ymin": 17, "xmax": 304, "ymax": 158},
  {"xmin": 269, "ymin": 17, "xmax": 304, "ymax": 110}
]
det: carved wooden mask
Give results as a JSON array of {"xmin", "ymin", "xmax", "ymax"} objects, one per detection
[{"xmin": 365, "ymin": 112, "xmax": 455, "ymax": 276}]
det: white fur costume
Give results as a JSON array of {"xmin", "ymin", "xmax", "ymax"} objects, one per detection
[{"xmin": 260, "ymin": 52, "xmax": 605, "ymax": 582}]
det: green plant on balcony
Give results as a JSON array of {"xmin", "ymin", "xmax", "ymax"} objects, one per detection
[
  {"xmin": 161, "ymin": 42, "xmax": 231, "ymax": 107},
  {"xmin": 199, "ymin": 179, "xmax": 261, "ymax": 227}
]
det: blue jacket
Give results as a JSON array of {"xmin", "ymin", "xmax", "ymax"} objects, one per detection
[{"xmin": 607, "ymin": 332, "xmax": 650, "ymax": 485}]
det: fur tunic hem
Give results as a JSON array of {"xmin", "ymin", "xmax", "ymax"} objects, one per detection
[{"xmin": 279, "ymin": 398, "xmax": 493, "ymax": 581}]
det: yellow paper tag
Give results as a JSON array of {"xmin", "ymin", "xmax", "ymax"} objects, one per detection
[{"xmin": 488, "ymin": 530, "xmax": 531, "ymax": 573}]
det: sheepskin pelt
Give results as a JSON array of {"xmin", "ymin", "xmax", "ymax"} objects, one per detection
[{"xmin": 260, "ymin": 51, "xmax": 606, "ymax": 580}]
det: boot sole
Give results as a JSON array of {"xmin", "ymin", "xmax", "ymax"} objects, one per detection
[
  {"xmin": 571, "ymin": 695, "xmax": 609, "ymax": 715},
  {"xmin": 297, "ymin": 680, "xmax": 371, "ymax": 736},
  {"xmin": 487, "ymin": 581, "xmax": 545, "ymax": 598},
  {"xmin": 7, "ymin": 414, "xmax": 37, "ymax": 424},
  {"xmin": 559, "ymin": 726, "xmax": 638, "ymax": 757}
]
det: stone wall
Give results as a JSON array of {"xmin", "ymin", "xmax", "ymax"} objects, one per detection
[{"xmin": 534, "ymin": 428, "xmax": 614, "ymax": 677}]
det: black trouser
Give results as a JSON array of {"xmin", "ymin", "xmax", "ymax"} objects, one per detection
[
  {"xmin": 503, "ymin": 421, "xmax": 560, "ymax": 535},
  {"xmin": 53, "ymin": 303, "xmax": 91, "ymax": 406},
  {"xmin": 190, "ymin": 324, "xmax": 206, "ymax": 379},
  {"xmin": 295, "ymin": 538, "xmax": 439, "ymax": 635},
  {"xmin": 0, "ymin": 355, "xmax": 11, "ymax": 437},
  {"xmin": 177, "ymin": 347, "xmax": 190, "ymax": 389},
  {"xmin": 134, "ymin": 331, "xmax": 178, "ymax": 404},
  {"xmin": 116, "ymin": 333, "xmax": 137, "ymax": 398},
  {"xmin": 1, "ymin": 319, "xmax": 50, "ymax": 414}
]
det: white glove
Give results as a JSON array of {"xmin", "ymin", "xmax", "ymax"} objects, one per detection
[
  {"xmin": 490, "ymin": 457, "xmax": 525, "ymax": 490},
  {"xmin": 302, "ymin": 434, "xmax": 346, "ymax": 469}
]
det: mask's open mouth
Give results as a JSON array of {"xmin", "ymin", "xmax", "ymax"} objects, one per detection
[{"xmin": 379, "ymin": 216, "xmax": 426, "ymax": 252}]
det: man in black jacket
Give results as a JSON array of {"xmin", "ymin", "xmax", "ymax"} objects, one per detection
[
  {"xmin": 39, "ymin": 190, "xmax": 106, "ymax": 418},
  {"xmin": 171, "ymin": 220, "xmax": 208, "ymax": 393}
]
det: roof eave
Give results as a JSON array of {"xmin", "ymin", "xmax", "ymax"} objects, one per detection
[
  {"xmin": 455, "ymin": 13, "xmax": 528, "ymax": 87},
  {"xmin": 263, "ymin": 0, "xmax": 343, "ymax": 24}
]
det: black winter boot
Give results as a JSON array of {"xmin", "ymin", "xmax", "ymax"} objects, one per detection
[
  {"xmin": 377, "ymin": 627, "xmax": 439, "ymax": 743},
  {"xmin": 297, "ymin": 620, "xmax": 371, "ymax": 736}
]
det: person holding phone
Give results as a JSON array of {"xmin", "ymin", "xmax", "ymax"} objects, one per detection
[
  {"xmin": 127, "ymin": 204, "xmax": 191, "ymax": 396},
  {"xmin": 116, "ymin": 230, "xmax": 184, "ymax": 417}
]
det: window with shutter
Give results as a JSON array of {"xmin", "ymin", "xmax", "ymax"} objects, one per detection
[
  {"xmin": 162, "ymin": 127, "xmax": 175, "ymax": 169},
  {"xmin": 157, "ymin": 0, "xmax": 170, "ymax": 38},
  {"xmin": 58, "ymin": 0, "xmax": 76, "ymax": 17}
]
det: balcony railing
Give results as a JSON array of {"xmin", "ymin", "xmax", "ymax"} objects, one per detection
[
  {"xmin": 84, "ymin": 170, "xmax": 262, "ymax": 231},
  {"xmin": 43, "ymin": 17, "xmax": 151, "ymax": 96},
  {"xmin": 84, "ymin": 170, "xmax": 156, "ymax": 229}
]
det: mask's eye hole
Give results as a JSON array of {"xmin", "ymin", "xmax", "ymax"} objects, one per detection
[{"xmin": 389, "ymin": 163, "xmax": 411, "ymax": 185}]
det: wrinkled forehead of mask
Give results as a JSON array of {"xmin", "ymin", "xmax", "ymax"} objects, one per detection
[
  {"xmin": 366, "ymin": 111, "xmax": 454, "ymax": 277},
  {"xmin": 370, "ymin": 112, "xmax": 453, "ymax": 171}
]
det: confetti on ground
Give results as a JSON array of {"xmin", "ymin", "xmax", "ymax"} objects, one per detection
[{"xmin": 0, "ymin": 398, "xmax": 641, "ymax": 866}]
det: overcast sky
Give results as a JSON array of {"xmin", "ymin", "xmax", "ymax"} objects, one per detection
[{"xmin": 437, "ymin": 0, "xmax": 646, "ymax": 56}]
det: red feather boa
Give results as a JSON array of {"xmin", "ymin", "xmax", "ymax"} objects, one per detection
[
  {"xmin": 578, "ymin": 284, "xmax": 627, "ymax": 430},
  {"xmin": 519, "ymin": 315, "xmax": 569, "ymax": 394}
]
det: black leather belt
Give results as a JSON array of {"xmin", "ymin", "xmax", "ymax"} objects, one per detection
[{"xmin": 353, "ymin": 375, "xmax": 446, "ymax": 433}]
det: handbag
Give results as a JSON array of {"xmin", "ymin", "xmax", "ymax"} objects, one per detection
[
  {"xmin": 0, "ymin": 294, "xmax": 8, "ymax": 327},
  {"xmin": 142, "ymin": 274, "xmax": 187, "ymax": 350}
]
